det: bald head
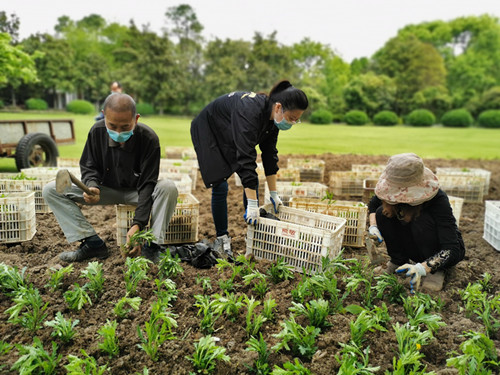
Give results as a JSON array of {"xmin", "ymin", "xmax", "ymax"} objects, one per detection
[{"xmin": 103, "ymin": 93, "xmax": 136, "ymax": 120}]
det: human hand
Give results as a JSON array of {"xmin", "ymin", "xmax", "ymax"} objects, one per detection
[
  {"xmin": 368, "ymin": 225, "xmax": 383, "ymax": 243},
  {"xmin": 269, "ymin": 191, "xmax": 283, "ymax": 213},
  {"xmin": 396, "ymin": 263, "xmax": 426, "ymax": 292},
  {"xmin": 125, "ymin": 225, "xmax": 141, "ymax": 257},
  {"xmin": 244, "ymin": 199, "xmax": 259, "ymax": 225},
  {"xmin": 83, "ymin": 187, "xmax": 100, "ymax": 204}
]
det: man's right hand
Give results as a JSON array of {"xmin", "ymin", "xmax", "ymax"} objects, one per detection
[
  {"xmin": 83, "ymin": 187, "xmax": 101, "ymax": 204},
  {"xmin": 125, "ymin": 224, "xmax": 141, "ymax": 257},
  {"xmin": 244, "ymin": 199, "xmax": 259, "ymax": 225}
]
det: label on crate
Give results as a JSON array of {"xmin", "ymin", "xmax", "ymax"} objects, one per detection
[
  {"xmin": 293, "ymin": 188, "xmax": 306, "ymax": 196},
  {"xmin": 278, "ymin": 226, "xmax": 299, "ymax": 240}
]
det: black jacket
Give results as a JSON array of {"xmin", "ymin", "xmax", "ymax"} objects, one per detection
[
  {"xmin": 80, "ymin": 120, "xmax": 160, "ymax": 229},
  {"xmin": 191, "ymin": 91, "xmax": 279, "ymax": 189}
]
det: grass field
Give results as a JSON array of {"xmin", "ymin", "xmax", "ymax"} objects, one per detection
[{"xmin": 1, "ymin": 111, "xmax": 499, "ymax": 171}]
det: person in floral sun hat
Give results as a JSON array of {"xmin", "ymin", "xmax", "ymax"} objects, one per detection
[{"xmin": 368, "ymin": 153, "xmax": 465, "ymax": 292}]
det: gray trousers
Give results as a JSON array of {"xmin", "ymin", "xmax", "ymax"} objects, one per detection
[{"xmin": 42, "ymin": 179, "xmax": 178, "ymax": 244}]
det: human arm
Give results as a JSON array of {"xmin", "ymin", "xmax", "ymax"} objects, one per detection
[
  {"xmin": 367, "ymin": 195, "xmax": 383, "ymax": 242},
  {"xmin": 80, "ymin": 126, "xmax": 105, "ymax": 189}
]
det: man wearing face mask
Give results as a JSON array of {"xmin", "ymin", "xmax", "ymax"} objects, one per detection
[
  {"xmin": 191, "ymin": 80, "xmax": 308, "ymax": 260},
  {"xmin": 43, "ymin": 93, "xmax": 178, "ymax": 263}
]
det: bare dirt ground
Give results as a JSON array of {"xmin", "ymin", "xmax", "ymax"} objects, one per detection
[{"xmin": 0, "ymin": 153, "xmax": 499, "ymax": 374}]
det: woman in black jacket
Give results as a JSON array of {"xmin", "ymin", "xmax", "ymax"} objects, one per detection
[
  {"xmin": 368, "ymin": 153, "xmax": 465, "ymax": 292},
  {"xmin": 191, "ymin": 80, "xmax": 308, "ymax": 259}
]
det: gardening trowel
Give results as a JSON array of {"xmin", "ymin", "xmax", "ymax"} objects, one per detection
[
  {"xmin": 365, "ymin": 235, "xmax": 386, "ymax": 266},
  {"xmin": 55, "ymin": 169, "xmax": 96, "ymax": 196}
]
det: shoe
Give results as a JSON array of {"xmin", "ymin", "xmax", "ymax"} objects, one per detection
[
  {"xmin": 373, "ymin": 260, "xmax": 399, "ymax": 275},
  {"xmin": 59, "ymin": 241, "xmax": 108, "ymax": 263},
  {"xmin": 421, "ymin": 270, "xmax": 445, "ymax": 292},
  {"xmin": 142, "ymin": 242, "xmax": 161, "ymax": 264},
  {"xmin": 213, "ymin": 234, "xmax": 234, "ymax": 261}
]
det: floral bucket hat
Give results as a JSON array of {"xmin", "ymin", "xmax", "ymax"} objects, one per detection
[{"xmin": 375, "ymin": 153, "xmax": 439, "ymax": 206}]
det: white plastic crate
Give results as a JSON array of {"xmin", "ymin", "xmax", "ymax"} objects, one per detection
[
  {"xmin": 483, "ymin": 200, "xmax": 500, "ymax": 252},
  {"xmin": 234, "ymin": 163, "xmax": 265, "ymax": 187},
  {"xmin": 287, "ymin": 158, "xmax": 325, "ymax": 182},
  {"xmin": 116, "ymin": 193, "xmax": 199, "ymax": 246},
  {"xmin": 436, "ymin": 167, "xmax": 490, "ymax": 195},
  {"xmin": 0, "ymin": 191, "xmax": 36, "ymax": 243},
  {"xmin": 438, "ymin": 175, "xmax": 485, "ymax": 203},
  {"xmin": 0, "ymin": 176, "xmax": 54, "ymax": 213},
  {"xmin": 21, "ymin": 167, "xmax": 81, "ymax": 180},
  {"xmin": 277, "ymin": 168, "xmax": 301, "ymax": 182},
  {"xmin": 159, "ymin": 172, "xmax": 192, "ymax": 194},
  {"xmin": 264, "ymin": 181, "xmax": 328, "ymax": 206},
  {"xmin": 448, "ymin": 195, "xmax": 464, "ymax": 227},
  {"xmin": 246, "ymin": 204, "xmax": 346, "ymax": 273},
  {"xmin": 289, "ymin": 197, "xmax": 368, "ymax": 247},
  {"xmin": 362, "ymin": 178, "xmax": 378, "ymax": 203},
  {"xmin": 351, "ymin": 164, "xmax": 385, "ymax": 173},
  {"xmin": 329, "ymin": 171, "xmax": 380, "ymax": 197},
  {"xmin": 165, "ymin": 146, "xmax": 198, "ymax": 160},
  {"xmin": 160, "ymin": 159, "xmax": 198, "ymax": 190},
  {"xmin": 57, "ymin": 158, "xmax": 80, "ymax": 167}
]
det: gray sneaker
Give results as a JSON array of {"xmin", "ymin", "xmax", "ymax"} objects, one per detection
[{"xmin": 213, "ymin": 234, "xmax": 234, "ymax": 261}]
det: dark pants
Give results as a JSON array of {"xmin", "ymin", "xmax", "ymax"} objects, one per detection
[
  {"xmin": 376, "ymin": 206, "xmax": 440, "ymax": 266},
  {"xmin": 212, "ymin": 180, "xmax": 258, "ymax": 237}
]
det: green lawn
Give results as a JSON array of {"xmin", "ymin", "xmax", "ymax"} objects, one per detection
[{"xmin": 1, "ymin": 111, "xmax": 499, "ymax": 171}]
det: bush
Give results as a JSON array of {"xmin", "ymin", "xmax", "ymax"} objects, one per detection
[
  {"xmin": 309, "ymin": 109, "xmax": 333, "ymax": 124},
  {"xmin": 344, "ymin": 110, "xmax": 369, "ymax": 125},
  {"xmin": 373, "ymin": 110, "xmax": 399, "ymax": 126},
  {"xmin": 441, "ymin": 109, "xmax": 474, "ymax": 127},
  {"xmin": 25, "ymin": 98, "xmax": 48, "ymax": 110},
  {"xmin": 66, "ymin": 100, "xmax": 95, "ymax": 114},
  {"xmin": 136, "ymin": 102, "xmax": 155, "ymax": 116},
  {"xmin": 478, "ymin": 110, "xmax": 500, "ymax": 128},
  {"xmin": 406, "ymin": 109, "xmax": 435, "ymax": 126},
  {"xmin": 332, "ymin": 113, "xmax": 344, "ymax": 123},
  {"xmin": 0, "ymin": 99, "xmax": 4, "ymax": 109}
]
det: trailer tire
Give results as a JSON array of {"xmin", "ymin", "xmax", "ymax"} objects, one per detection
[{"xmin": 15, "ymin": 133, "xmax": 59, "ymax": 170}]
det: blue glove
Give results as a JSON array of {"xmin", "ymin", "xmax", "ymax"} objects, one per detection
[
  {"xmin": 368, "ymin": 225, "xmax": 383, "ymax": 243},
  {"xmin": 269, "ymin": 191, "xmax": 283, "ymax": 213},
  {"xmin": 244, "ymin": 199, "xmax": 259, "ymax": 225},
  {"xmin": 396, "ymin": 263, "xmax": 426, "ymax": 293}
]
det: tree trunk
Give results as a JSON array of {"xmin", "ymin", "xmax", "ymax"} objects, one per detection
[{"xmin": 11, "ymin": 87, "xmax": 16, "ymax": 107}]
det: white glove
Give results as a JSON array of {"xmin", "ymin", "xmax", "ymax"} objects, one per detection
[
  {"xmin": 269, "ymin": 191, "xmax": 283, "ymax": 213},
  {"xmin": 396, "ymin": 263, "xmax": 426, "ymax": 292},
  {"xmin": 244, "ymin": 199, "xmax": 259, "ymax": 225},
  {"xmin": 369, "ymin": 225, "xmax": 383, "ymax": 243}
]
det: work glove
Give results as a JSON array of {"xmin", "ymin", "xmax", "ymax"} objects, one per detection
[
  {"xmin": 396, "ymin": 263, "xmax": 426, "ymax": 293},
  {"xmin": 368, "ymin": 225, "xmax": 383, "ymax": 243},
  {"xmin": 269, "ymin": 191, "xmax": 283, "ymax": 214},
  {"xmin": 244, "ymin": 199, "xmax": 259, "ymax": 225}
]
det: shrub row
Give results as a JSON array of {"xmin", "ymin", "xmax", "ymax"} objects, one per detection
[{"xmin": 308, "ymin": 108, "xmax": 500, "ymax": 128}]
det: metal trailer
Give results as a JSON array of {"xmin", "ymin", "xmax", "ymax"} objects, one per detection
[{"xmin": 0, "ymin": 119, "xmax": 75, "ymax": 170}]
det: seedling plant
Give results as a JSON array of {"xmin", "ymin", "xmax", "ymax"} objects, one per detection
[
  {"xmin": 186, "ymin": 335, "xmax": 230, "ymax": 374},
  {"xmin": 80, "ymin": 261, "xmax": 105, "ymax": 298},
  {"xmin": 11, "ymin": 337, "xmax": 61, "ymax": 375},
  {"xmin": 272, "ymin": 315, "xmax": 320, "ymax": 361},
  {"xmin": 113, "ymin": 294, "xmax": 142, "ymax": 318},
  {"xmin": 122, "ymin": 229, "xmax": 156, "ymax": 257},
  {"xmin": 45, "ymin": 264, "xmax": 73, "ymax": 292},
  {"xmin": 64, "ymin": 349, "xmax": 108, "ymax": 374},
  {"xmin": 6, "ymin": 285, "xmax": 48, "ymax": 332},
  {"xmin": 245, "ymin": 333, "xmax": 271, "ymax": 375},
  {"xmin": 124, "ymin": 256, "xmax": 151, "ymax": 296},
  {"xmin": 158, "ymin": 249, "xmax": 184, "ymax": 278},
  {"xmin": 64, "ymin": 283, "xmax": 92, "ymax": 311},
  {"xmin": 98, "ymin": 320, "xmax": 120, "ymax": 358},
  {"xmin": 245, "ymin": 295, "xmax": 267, "ymax": 338},
  {"xmin": 44, "ymin": 312, "xmax": 79, "ymax": 343}
]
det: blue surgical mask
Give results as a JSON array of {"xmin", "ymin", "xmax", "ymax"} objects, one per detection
[
  {"xmin": 107, "ymin": 128, "xmax": 134, "ymax": 143},
  {"xmin": 274, "ymin": 109, "xmax": 293, "ymax": 131}
]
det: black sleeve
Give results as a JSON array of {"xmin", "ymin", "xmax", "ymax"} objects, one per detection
[
  {"xmin": 259, "ymin": 127, "xmax": 279, "ymax": 177},
  {"xmin": 80, "ymin": 127, "xmax": 103, "ymax": 189},
  {"xmin": 131, "ymin": 141, "xmax": 161, "ymax": 230},
  {"xmin": 232, "ymin": 105, "xmax": 261, "ymax": 189},
  {"xmin": 368, "ymin": 195, "xmax": 382, "ymax": 214},
  {"xmin": 424, "ymin": 190, "xmax": 465, "ymax": 272}
]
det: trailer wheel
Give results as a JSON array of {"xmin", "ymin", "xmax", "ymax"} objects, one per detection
[{"xmin": 15, "ymin": 133, "xmax": 59, "ymax": 170}]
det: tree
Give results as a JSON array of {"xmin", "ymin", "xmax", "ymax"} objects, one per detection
[
  {"xmin": 0, "ymin": 33, "xmax": 39, "ymax": 106},
  {"xmin": 0, "ymin": 11, "xmax": 20, "ymax": 43}
]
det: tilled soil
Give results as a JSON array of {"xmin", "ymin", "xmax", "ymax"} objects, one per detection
[{"xmin": 0, "ymin": 153, "xmax": 499, "ymax": 374}]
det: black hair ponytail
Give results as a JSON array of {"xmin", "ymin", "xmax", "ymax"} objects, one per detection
[{"xmin": 269, "ymin": 80, "xmax": 308, "ymax": 111}]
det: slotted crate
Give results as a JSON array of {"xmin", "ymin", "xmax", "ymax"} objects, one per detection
[
  {"xmin": 21, "ymin": 167, "xmax": 81, "ymax": 180},
  {"xmin": 0, "ymin": 191, "xmax": 36, "ymax": 243},
  {"xmin": 159, "ymin": 172, "xmax": 192, "ymax": 194},
  {"xmin": 362, "ymin": 178, "xmax": 378, "ymax": 203},
  {"xmin": 329, "ymin": 171, "xmax": 380, "ymax": 197},
  {"xmin": 116, "ymin": 193, "xmax": 199, "ymax": 246},
  {"xmin": 276, "ymin": 168, "xmax": 301, "ymax": 182},
  {"xmin": 438, "ymin": 175, "xmax": 485, "ymax": 203},
  {"xmin": 264, "ymin": 181, "xmax": 328, "ymax": 206},
  {"xmin": 57, "ymin": 158, "xmax": 80, "ymax": 167},
  {"xmin": 289, "ymin": 197, "xmax": 368, "ymax": 247},
  {"xmin": 0, "ymin": 175, "xmax": 54, "ymax": 213},
  {"xmin": 160, "ymin": 159, "xmax": 198, "ymax": 190},
  {"xmin": 436, "ymin": 167, "xmax": 490, "ymax": 195},
  {"xmin": 246, "ymin": 204, "xmax": 346, "ymax": 273},
  {"xmin": 287, "ymin": 158, "xmax": 325, "ymax": 182},
  {"xmin": 483, "ymin": 200, "xmax": 500, "ymax": 252},
  {"xmin": 351, "ymin": 164, "xmax": 385, "ymax": 173},
  {"xmin": 448, "ymin": 195, "xmax": 464, "ymax": 227},
  {"xmin": 165, "ymin": 146, "xmax": 197, "ymax": 160},
  {"xmin": 234, "ymin": 163, "xmax": 265, "ymax": 187}
]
